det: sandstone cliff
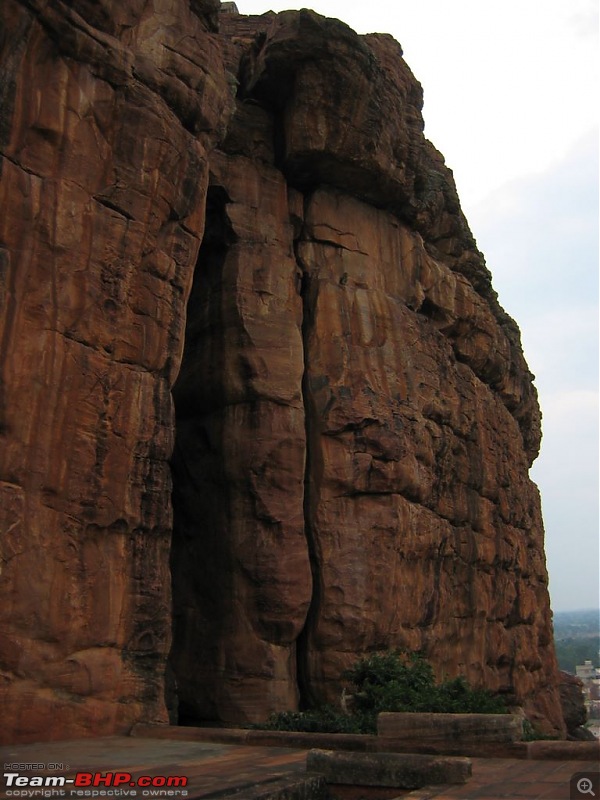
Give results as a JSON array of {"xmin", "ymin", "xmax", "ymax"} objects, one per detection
[{"xmin": 0, "ymin": 0, "xmax": 565, "ymax": 743}]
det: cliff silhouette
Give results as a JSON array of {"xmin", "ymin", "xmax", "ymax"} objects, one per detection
[{"xmin": 0, "ymin": 0, "xmax": 564, "ymax": 742}]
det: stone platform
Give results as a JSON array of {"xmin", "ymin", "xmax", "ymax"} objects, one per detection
[
  {"xmin": 0, "ymin": 737, "xmax": 321, "ymax": 800},
  {"xmin": 0, "ymin": 735, "xmax": 597, "ymax": 799}
]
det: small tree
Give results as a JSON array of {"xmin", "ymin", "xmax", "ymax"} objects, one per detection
[{"xmin": 344, "ymin": 650, "xmax": 435, "ymax": 715}]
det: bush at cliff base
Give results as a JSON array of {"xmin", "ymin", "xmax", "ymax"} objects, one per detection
[{"xmin": 257, "ymin": 650, "xmax": 508, "ymax": 735}]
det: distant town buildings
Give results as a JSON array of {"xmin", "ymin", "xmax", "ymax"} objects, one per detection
[{"xmin": 575, "ymin": 659, "xmax": 600, "ymax": 721}]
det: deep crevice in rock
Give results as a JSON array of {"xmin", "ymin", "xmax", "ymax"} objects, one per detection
[
  {"xmin": 294, "ymin": 235, "xmax": 322, "ymax": 711},
  {"xmin": 168, "ymin": 183, "xmax": 235, "ymax": 725}
]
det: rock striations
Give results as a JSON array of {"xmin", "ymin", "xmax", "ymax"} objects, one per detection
[{"xmin": 0, "ymin": 0, "xmax": 565, "ymax": 742}]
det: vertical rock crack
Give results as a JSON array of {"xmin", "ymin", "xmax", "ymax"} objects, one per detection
[{"xmin": 294, "ymin": 226, "xmax": 322, "ymax": 710}]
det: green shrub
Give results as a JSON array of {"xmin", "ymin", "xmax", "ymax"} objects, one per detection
[
  {"xmin": 426, "ymin": 676, "xmax": 509, "ymax": 714},
  {"xmin": 256, "ymin": 706, "xmax": 367, "ymax": 734},
  {"xmin": 253, "ymin": 650, "xmax": 508, "ymax": 735},
  {"xmin": 344, "ymin": 650, "xmax": 436, "ymax": 715},
  {"xmin": 345, "ymin": 650, "xmax": 507, "ymax": 721}
]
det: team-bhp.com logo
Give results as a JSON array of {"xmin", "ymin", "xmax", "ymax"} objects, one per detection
[{"xmin": 3, "ymin": 771, "xmax": 189, "ymax": 797}]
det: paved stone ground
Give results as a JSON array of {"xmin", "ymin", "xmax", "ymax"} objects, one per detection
[
  {"xmin": 0, "ymin": 737, "xmax": 597, "ymax": 799},
  {"xmin": 403, "ymin": 757, "xmax": 599, "ymax": 800},
  {"xmin": 0, "ymin": 737, "xmax": 312, "ymax": 799}
]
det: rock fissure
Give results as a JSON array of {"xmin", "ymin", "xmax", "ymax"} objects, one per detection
[
  {"xmin": 296, "ymin": 234, "xmax": 322, "ymax": 711},
  {"xmin": 92, "ymin": 195, "xmax": 135, "ymax": 221}
]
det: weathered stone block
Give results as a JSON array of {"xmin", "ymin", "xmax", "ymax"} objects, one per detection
[
  {"xmin": 526, "ymin": 740, "xmax": 600, "ymax": 761},
  {"xmin": 378, "ymin": 712, "xmax": 523, "ymax": 744},
  {"xmin": 306, "ymin": 749, "xmax": 471, "ymax": 788}
]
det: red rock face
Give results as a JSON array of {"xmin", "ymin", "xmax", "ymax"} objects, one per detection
[
  {"xmin": 0, "ymin": 0, "xmax": 231, "ymax": 742},
  {"xmin": 0, "ymin": 3, "xmax": 565, "ymax": 742}
]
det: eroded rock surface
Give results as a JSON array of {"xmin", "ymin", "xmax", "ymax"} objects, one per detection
[
  {"xmin": 0, "ymin": 2, "xmax": 565, "ymax": 742},
  {"xmin": 559, "ymin": 671, "xmax": 596, "ymax": 741},
  {"xmin": 0, "ymin": 0, "xmax": 231, "ymax": 742}
]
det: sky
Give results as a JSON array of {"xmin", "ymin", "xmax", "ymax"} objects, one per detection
[{"xmin": 235, "ymin": 0, "xmax": 599, "ymax": 613}]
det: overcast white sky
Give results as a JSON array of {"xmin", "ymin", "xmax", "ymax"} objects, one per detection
[{"xmin": 236, "ymin": 0, "xmax": 599, "ymax": 613}]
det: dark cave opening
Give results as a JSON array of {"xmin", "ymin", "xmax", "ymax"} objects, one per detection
[
  {"xmin": 168, "ymin": 184, "xmax": 235, "ymax": 725},
  {"xmin": 167, "ymin": 177, "xmax": 320, "ymax": 726}
]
